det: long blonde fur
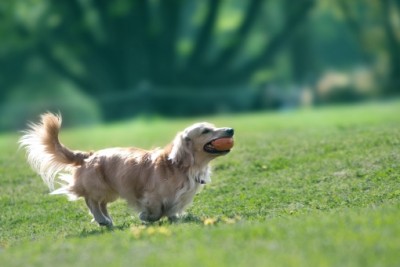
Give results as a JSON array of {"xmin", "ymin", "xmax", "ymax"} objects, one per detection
[
  {"xmin": 19, "ymin": 113, "xmax": 234, "ymax": 226},
  {"xmin": 19, "ymin": 113, "xmax": 90, "ymax": 191}
]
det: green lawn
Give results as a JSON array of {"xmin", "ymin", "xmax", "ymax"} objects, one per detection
[{"xmin": 1, "ymin": 100, "xmax": 399, "ymax": 267}]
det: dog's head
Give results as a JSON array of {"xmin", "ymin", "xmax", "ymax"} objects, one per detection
[{"xmin": 168, "ymin": 122, "xmax": 234, "ymax": 167}]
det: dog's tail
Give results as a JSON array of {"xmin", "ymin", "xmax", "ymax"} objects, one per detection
[{"xmin": 19, "ymin": 113, "xmax": 91, "ymax": 191}]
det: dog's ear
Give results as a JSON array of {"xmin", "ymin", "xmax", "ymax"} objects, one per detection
[{"xmin": 168, "ymin": 132, "xmax": 194, "ymax": 168}]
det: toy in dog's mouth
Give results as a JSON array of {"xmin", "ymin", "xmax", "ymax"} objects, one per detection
[{"xmin": 204, "ymin": 137, "xmax": 234, "ymax": 154}]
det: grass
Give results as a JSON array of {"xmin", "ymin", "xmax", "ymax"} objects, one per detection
[{"xmin": 0, "ymin": 100, "xmax": 399, "ymax": 266}]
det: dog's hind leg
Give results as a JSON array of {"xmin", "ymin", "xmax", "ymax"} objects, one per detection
[
  {"xmin": 85, "ymin": 198, "xmax": 113, "ymax": 227},
  {"xmin": 100, "ymin": 202, "xmax": 113, "ymax": 224}
]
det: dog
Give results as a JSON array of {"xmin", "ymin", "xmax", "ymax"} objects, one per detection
[{"xmin": 19, "ymin": 113, "xmax": 234, "ymax": 226}]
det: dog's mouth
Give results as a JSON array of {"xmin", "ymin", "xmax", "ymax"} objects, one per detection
[{"xmin": 203, "ymin": 137, "xmax": 234, "ymax": 154}]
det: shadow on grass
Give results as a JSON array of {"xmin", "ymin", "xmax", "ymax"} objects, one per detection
[
  {"xmin": 70, "ymin": 214, "xmax": 204, "ymax": 239},
  {"xmin": 76, "ymin": 223, "xmax": 129, "ymax": 238},
  {"xmin": 176, "ymin": 214, "xmax": 203, "ymax": 224}
]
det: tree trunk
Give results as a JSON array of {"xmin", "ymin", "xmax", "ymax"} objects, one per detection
[{"xmin": 382, "ymin": 0, "xmax": 400, "ymax": 95}]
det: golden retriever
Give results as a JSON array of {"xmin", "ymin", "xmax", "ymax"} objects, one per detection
[{"xmin": 19, "ymin": 113, "xmax": 234, "ymax": 226}]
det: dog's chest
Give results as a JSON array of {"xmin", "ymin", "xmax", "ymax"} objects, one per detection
[
  {"xmin": 178, "ymin": 182, "xmax": 200, "ymax": 201},
  {"xmin": 167, "ymin": 180, "xmax": 201, "ymax": 215},
  {"xmin": 163, "ymin": 167, "xmax": 210, "ymax": 215}
]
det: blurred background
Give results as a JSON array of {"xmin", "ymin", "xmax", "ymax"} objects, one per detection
[{"xmin": 1, "ymin": 0, "xmax": 399, "ymax": 131}]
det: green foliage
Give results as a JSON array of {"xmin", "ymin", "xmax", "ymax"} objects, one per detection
[
  {"xmin": 1, "ymin": 0, "xmax": 400, "ymax": 125},
  {"xmin": 0, "ymin": 100, "xmax": 400, "ymax": 266},
  {"xmin": 0, "ymin": 73, "xmax": 101, "ymax": 131},
  {"xmin": 0, "ymin": 0, "xmax": 316, "ymax": 121}
]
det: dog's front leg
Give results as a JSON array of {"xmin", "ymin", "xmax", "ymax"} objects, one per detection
[
  {"xmin": 138, "ymin": 203, "xmax": 162, "ymax": 222},
  {"xmin": 167, "ymin": 214, "xmax": 179, "ymax": 222},
  {"xmin": 139, "ymin": 211, "xmax": 162, "ymax": 222}
]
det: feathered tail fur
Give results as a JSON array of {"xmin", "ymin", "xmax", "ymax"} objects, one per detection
[{"xmin": 19, "ymin": 113, "xmax": 91, "ymax": 191}]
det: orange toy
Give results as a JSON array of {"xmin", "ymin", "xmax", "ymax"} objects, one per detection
[{"xmin": 212, "ymin": 137, "xmax": 234, "ymax": 151}]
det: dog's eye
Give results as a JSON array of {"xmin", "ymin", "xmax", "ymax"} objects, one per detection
[{"xmin": 201, "ymin": 128, "xmax": 211, "ymax": 135}]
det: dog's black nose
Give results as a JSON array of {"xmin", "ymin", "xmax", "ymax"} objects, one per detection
[{"xmin": 226, "ymin": 128, "xmax": 234, "ymax": 136}]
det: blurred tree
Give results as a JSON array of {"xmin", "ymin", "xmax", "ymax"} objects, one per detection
[
  {"xmin": 0, "ymin": 1, "xmax": 33, "ymax": 104},
  {"xmin": 1, "ymin": 0, "xmax": 315, "ymax": 119},
  {"xmin": 337, "ymin": 0, "xmax": 400, "ymax": 95},
  {"xmin": 285, "ymin": 0, "xmax": 315, "ymax": 85}
]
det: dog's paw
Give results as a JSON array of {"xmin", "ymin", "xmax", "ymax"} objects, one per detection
[
  {"xmin": 99, "ymin": 220, "xmax": 113, "ymax": 227},
  {"xmin": 139, "ymin": 212, "xmax": 161, "ymax": 222},
  {"xmin": 92, "ymin": 218, "xmax": 113, "ymax": 227},
  {"xmin": 167, "ymin": 214, "xmax": 180, "ymax": 223}
]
